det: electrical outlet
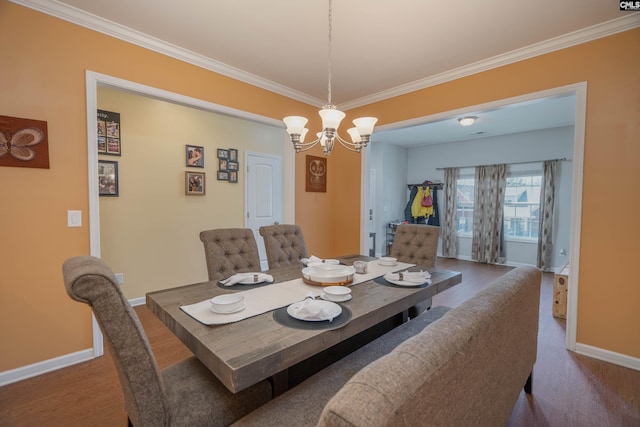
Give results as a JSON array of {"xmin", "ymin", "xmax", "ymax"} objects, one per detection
[{"xmin": 115, "ymin": 273, "xmax": 124, "ymax": 284}]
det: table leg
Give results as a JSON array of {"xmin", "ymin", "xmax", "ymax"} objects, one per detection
[{"xmin": 270, "ymin": 370, "xmax": 289, "ymax": 397}]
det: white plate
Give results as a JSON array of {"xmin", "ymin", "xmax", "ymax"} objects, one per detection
[
  {"xmin": 304, "ymin": 258, "xmax": 340, "ymax": 266},
  {"xmin": 287, "ymin": 300, "xmax": 342, "ymax": 321},
  {"xmin": 210, "ymin": 303, "xmax": 246, "ymax": 314},
  {"xmin": 384, "ymin": 278, "xmax": 424, "ymax": 287},
  {"xmin": 302, "ymin": 264, "xmax": 355, "ymax": 283},
  {"xmin": 321, "ymin": 293, "xmax": 352, "ymax": 302}
]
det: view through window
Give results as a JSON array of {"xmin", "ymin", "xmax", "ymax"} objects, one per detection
[{"xmin": 456, "ymin": 172, "xmax": 542, "ymax": 241}]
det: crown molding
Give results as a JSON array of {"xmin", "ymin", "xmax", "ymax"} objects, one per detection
[
  {"xmin": 341, "ymin": 14, "xmax": 640, "ymax": 109},
  {"xmin": 11, "ymin": 1, "xmax": 640, "ymax": 109},
  {"xmin": 10, "ymin": 0, "xmax": 324, "ymax": 107}
]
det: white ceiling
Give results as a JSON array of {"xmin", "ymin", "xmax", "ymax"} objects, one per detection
[
  {"xmin": 14, "ymin": 0, "xmax": 639, "ymax": 145},
  {"xmin": 372, "ymin": 93, "xmax": 577, "ymax": 147}
]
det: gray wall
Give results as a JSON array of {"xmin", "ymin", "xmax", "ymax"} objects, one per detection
[
  {"xmin": 369, "ymin": 142, "xmax": 408, "ymax": 255},
  {"xmin": 373, "ymin": 126, "xmax": 574, "ymax": 270}
]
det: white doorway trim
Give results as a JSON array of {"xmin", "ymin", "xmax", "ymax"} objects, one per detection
[
  {"xmin": 84, "ymin": 70, "xmax": 291, "ymax": 356},
  {"xmin": 360, "ymin": 82, "xmax": 587, "ymax": 352}
]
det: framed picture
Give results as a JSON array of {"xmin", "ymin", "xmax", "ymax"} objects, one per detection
[
  {"xmin": 186, "ymin": 145, "xmax": 204, "ymax": 167},
  {"xmin": 229, "ymin": 170, "xmax": 238, "ymax": 183},
  {"xmin": 98, "ymin": 160, "xmax": 119, "ymax": 196},
  {"xmin": 0, "ymin": 114, "xmax": 50, "ymax": 169},
  {"xmin": 218, "ymin": 158, "xmax": 228, "ymax": 171},
  {"xmin": 97, "ymin": 110, "xmax": 121, "ymax": 156},
  {"xmin": 306, "ymin": 155, "xmax": 327, "ymax": 192},
  {"xmin": 185, "ymin": 171, "xmax": 205, "ymax": 195},
  {"xmin": 229, "ymin": 148, "xmax": 238, "ymax": 162},
  {"xmin": 228, "ymin": 161, "xmax": 238, "ymax": 171},
  {"xmin": 217, "ymin": 170, "xmax": 229, "ymax": 181},
  {"xmin": 217, "ymin": 148, "xmax": 229, "ymax": 159}
]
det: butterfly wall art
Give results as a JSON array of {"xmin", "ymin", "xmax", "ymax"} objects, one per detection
[{"xmin": 0, "ymin": 115, "xmax": 49, "ymax": 169}]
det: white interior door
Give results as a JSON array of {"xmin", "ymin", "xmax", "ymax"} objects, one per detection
[{"xmin": 245, "ymin": 152, "xmax": 283, "ymax": 270}]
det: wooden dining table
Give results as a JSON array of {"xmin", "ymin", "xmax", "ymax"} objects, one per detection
[{"xmin": 146, "ymin": 255, "xmax": 462, "ymax": 395}]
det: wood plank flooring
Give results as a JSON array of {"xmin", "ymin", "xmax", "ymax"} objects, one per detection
[{"xmin": 1, "ymin": 259, "xmax": 638, "ymax": 426}]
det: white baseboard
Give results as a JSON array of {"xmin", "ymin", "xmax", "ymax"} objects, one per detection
[
  {"xmin": 1, "ymin": 296, "xmax": 146, "ymax": 387},
  {"xmin": 574, "ymin": 343, "xmax": 640, "ymax": 372},
  {"xmin": 129, "ymin": 296, "xmax": 146, "ymax": 307},
  {"xmin": 0, "ymin": 348, "xmax": 95, "ymax": 387}
]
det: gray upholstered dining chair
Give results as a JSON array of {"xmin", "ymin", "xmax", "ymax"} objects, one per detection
[
  {"xmin": 62, "ymin": 256, "xmax": 271, "ymax": 427},
  {"xmin": 200, "ymin": 228, "xmax": 261, "ymax": 282},
  {"xmin": 390, "ymin": 224, "xmax": 441, "ymax": 318},
  {"xmin": 258, "ymin": 224, "xmax": 309, "ymax": 269}
]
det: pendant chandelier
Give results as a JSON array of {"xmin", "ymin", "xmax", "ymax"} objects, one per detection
[{"xmin": 283, "ymin": 0, "xmax": 377, "ymax": 156}]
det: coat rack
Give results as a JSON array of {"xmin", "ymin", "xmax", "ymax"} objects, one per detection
[{"xmin": 407, "ymin": 182, "xmax": 443, "ymax": 190}]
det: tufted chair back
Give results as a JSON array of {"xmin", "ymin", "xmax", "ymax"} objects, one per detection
[
  {"xmin": 63, "ymin": 256, "xmax": 272, "ymax": 426},
  {"xmin": 259, "ymin": 224, "xmax": 309, "ymax": 269},
  {"xmin": 391, "ymin": 224, "xmax": 440, "ymax": 318},
  {"xmin": 200, "ymin": 228, "xmax": 261, "ymax": 282},
  {"xmin": 62, "ymin": 256, "xmax": 170, "ymax": 426},
  {"xmin": 390, "ymin": 224, "xmax": 440, "ymax": 267}
]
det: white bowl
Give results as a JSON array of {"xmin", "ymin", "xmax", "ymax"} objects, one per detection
[
  {"xmin": 379, "ymin": 256, "xmax": 398, "ymax": 266},
  {"xmin": 302, "ymin": 264, "xmax": 355, "ymax": 283},
  {"xmin": 210, "ymin": 294, "xmax": 244, "ymax": 313},
  {"xmin": 322, "ymin": 286, "xmax": 352, "ymax": 302}
]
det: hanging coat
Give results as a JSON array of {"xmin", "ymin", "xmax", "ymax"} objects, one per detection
[
  {"xmin": 411, "ymin": 186, "xmax": 429, "ymax": 218},
  {"xmin": 411, "ymin": 186, "xmax": 434, "ymax": 219},
  {"xmin": 404, "ymin": 185, "xmax": 419, "ymax": 223}
]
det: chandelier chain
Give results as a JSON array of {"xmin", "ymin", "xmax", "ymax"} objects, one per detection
[
  {"xmin": 327, "ymin": 0, "xmax": 332, "ymax": 106},
  {"xmin": 281, "ymin": 0, "xmax": 377, "ymax": 156}
]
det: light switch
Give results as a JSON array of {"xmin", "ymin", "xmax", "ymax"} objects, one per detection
[{"xmin": 67, "ymin": 210, "xmax": 82, "ymax": 227}]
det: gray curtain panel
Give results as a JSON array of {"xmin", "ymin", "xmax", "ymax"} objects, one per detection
[
  {"xmin": 441, "ymin": 168, "xmax": 459, "ymax": 258},
  {"xmin": 537, "ymin": 160, "xmax": 557, "ymax": 271},
  {"xmin": 472, "ymin": 164, "xmax": 507, "ymax": 263}
]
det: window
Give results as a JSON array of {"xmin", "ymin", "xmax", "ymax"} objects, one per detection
[
  {"xmin": 456, "ymin": 171, "xmax": 542, "ymax": 241},
  {"xmin": 456, "ymin": 176, "xmax": 475, "ymax": 237},
  {"xmin": 503, "ymin": 174, "xmax": 542, "ymax": 240}
]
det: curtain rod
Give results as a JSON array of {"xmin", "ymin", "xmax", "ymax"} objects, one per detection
[
  {"xmin": 435, "ymin": 157, "xmax": 568, "ymax": 171},
  {"xmin": 407, "ymin": 182, "xmax": 443, "ymax": 189}
]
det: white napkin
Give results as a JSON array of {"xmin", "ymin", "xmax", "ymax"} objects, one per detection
[
  {"xmin": 220, "ymin": 272, "xmax": 274, "ymax": 286},
  {"xmin": 302, "ymin": 255, "xmax": 340, "ymax": 267},
  {"xmin": 289, "ymin": 298, "xmax": 338, "ymax": 322},
  {"xmin": 384, "ymin": 270, "xmax": 431, "ymax": 284}
]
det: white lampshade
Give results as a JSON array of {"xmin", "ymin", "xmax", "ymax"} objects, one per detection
[
  {"xmin": 318, "ymin": 108, "xmax": 346, "ymax": 130},
  {"xmin": 299, "ymin": 128, "xmax": 309, "ymax": 143},
  {"xmin": 352, "ymin": 117, "xmax": 377, "ymax": 136},
  {"xmin": 347, "ymin": 127, "xmax": 361, "ymax": 143},
  {"xmin": 283, "ymin": 116, "xmax": 309, "ymax": 135}
]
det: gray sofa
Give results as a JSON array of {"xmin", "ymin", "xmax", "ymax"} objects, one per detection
[{"xmin": 234, "ymin": 265, "xmax": 541, "ymax": 426}]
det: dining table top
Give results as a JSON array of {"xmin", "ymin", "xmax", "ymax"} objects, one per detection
[{"xmin": 145, "ymin": 254, "xmax": 462, "ymax": 394}]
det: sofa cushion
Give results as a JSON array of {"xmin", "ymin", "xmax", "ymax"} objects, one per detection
[
  {"xmin": 232, "ymin": 306, "xmax": 450, "ymax": 427},
  {"xmin": 317, "ymin": 265, "xmax": 540, "ymax": 427}
]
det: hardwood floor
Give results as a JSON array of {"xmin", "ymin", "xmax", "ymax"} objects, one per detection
[{"xmin": 1, "ymin": 259, "xmax": 638, "ymax": 426}]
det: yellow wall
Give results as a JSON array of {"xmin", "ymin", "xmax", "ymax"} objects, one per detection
[
  {"xmin": 97, "ymin": 87, "xmax": 286, "ymax": 298},
  {"xmin": 1, "ymin": 0, "xmax": 638, "ymax": 374}
]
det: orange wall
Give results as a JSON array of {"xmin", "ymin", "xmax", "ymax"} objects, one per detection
[
  {"xmin": 0, "ymin": 1, "xmax": 320, "ymax": 371},
  {"xmin": 1, "ymin": 0, "xmax": 638, "ymax": 374},
  {"xmin": 349, "ymin": 30, "xmax": 640, "ymax": 358}
]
